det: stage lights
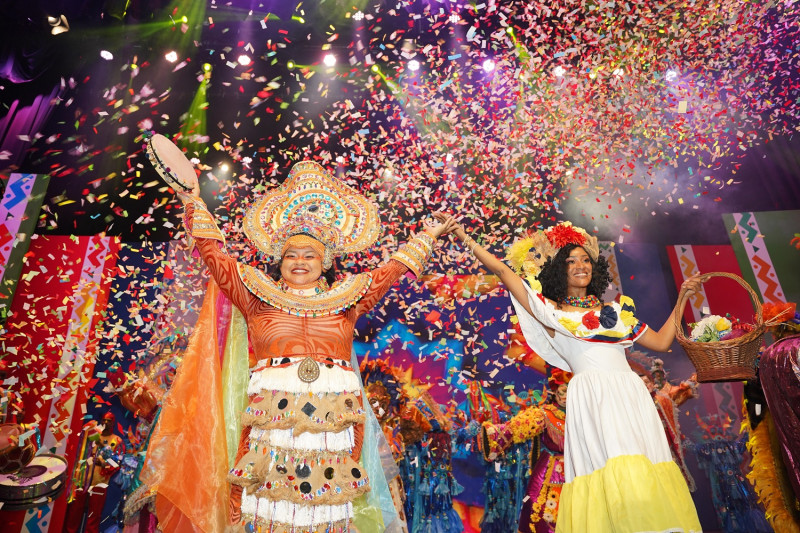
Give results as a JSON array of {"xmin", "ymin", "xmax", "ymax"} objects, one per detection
[
  {"xmin": 407, "ymin": 59, "xmax": 420, "ymax": 72},
  {"xmin": 482, "ymin": 59, "xmax": 495, "ymax": 73},
  {"xmin": 165, "ymin": 51, "xmax": 178, "ymax": 63},
  {"xmin": 238, "ymin": 55, "xmax": 251, "ymax": 66},
  {"xmin": 665, "ymin": 69, "xmax": 678, "ymax": 82},
  {"xmin": 553, "ymin": 65, "xmax": 566, "ymax": 77},
  {"xmin": 370, "ymin": 65, "xmax": 380, "ymax": 73},
  {"xmin": 48, "ymin": 15, "xmax": 69, "ymax": 35},
  {"xmin": 323, "ymin": 53, "xmax": 336, "ymax": 67},
  {"xmin": 353, "ymin": 11, "xmax": 364, "ymax": 21},
  {"xmin": 287, "ymin": 60, "xmax": 296, "ymax": 70},
  {"xmin": 449, "ymin": 13, "xmax": 459, "ymax": 24},
  {"xmin": 203, "ymin": 63, "xmax": 212, "ymax": 72},
  {"xmin": 612, "ymin": 68, "xmax": 624, "ymax": 77},
  {"xmin": 100, "ymin": 50, "xmax": 114, "ymax": 61}
]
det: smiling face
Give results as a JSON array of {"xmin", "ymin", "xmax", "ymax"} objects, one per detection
[
  {"xmin": 564, "ymin": 247, "xmax": 593, "ymax": 295},
  {"xmin": 280, "ymin": 245, "xmax": 323, "ymax": 286}
]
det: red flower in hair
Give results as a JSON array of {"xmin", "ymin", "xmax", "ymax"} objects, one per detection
[
  {"xmin": 548, "ymin": 368, "xmax": 574, "ymax": 390},
  {"xmin": 582, "ymin": 311, "xmax": 600, "ymax": 330},
  {"xmin": 546, "ymin": 224, "xmax": 587, "ymax": 249}
]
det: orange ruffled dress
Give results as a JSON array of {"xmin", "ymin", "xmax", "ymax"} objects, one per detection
[{"xmin": 185, "ymin": 200, "xmax": 435, "ymax": 533}]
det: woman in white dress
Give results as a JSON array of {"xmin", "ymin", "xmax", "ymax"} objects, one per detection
[{"xmin": 436, "ymin": 214, "xmax": 703, "ymax": 533}]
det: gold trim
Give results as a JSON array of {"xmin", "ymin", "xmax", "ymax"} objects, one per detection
[
  {"xmin": 237, "ymin": 264, "xmax": 372, "ymax": 316},
  {"xmin": 185, "ymin": 197, "xmax": 225, "ymax": 244},
  {"xmin": 391, "ymin": 232, "xmax": 435, "ymax": 277},
  {"xmin": 243, "ymin": 160, "xmax": 381, "ymax": 258}
]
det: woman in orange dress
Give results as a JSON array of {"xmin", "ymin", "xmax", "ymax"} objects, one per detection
[{"xmin": 170, "ymin": 159, "xmax": 455, "ymax": 532}]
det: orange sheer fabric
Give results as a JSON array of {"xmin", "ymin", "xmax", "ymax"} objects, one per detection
[{"xmin": 140, "ymin": 280, "xmax": 230, "ymax": 533}]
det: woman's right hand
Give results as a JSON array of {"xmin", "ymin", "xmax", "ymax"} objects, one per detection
[
  {"xmin": 426, "ymin": 213, "xmax": 459, "ymax": 239},
  {"xmin": 176, "ymin": 183, "xmax": 200, "ymax": 203},
  {"xmin": 433, "ymin": 212, "xmax": 466, "ymax": 239}
]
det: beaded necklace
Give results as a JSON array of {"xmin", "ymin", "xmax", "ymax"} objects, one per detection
[
  {"xmin": 279, "ymin": 278, "xmax": 329, "ymax": 296},
  {"xmin": 562, "ymin": 294, "xmax": 601, "ymax": 308}
]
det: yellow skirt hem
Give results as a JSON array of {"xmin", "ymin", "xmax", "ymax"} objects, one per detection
[{"xmin": 556, "ymin": 454, "xmax": 702, "ymax": 533}]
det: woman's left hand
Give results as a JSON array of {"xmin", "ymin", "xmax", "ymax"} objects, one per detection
[{"xmin": 680, "ymin": 273, "xmax": 703, "ymax": 295}]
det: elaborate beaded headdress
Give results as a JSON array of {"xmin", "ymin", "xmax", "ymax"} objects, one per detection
[
  {"xmin": 506, "ymin": 221, "xmax": 600, "ymax": 284},
  {"xmin": 243, "ymin": 161, "xmax": 381, "ymax": 270}
]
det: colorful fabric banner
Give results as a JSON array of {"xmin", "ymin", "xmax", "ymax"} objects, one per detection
[
  {"xmin": 0, "ymin": 234, "xmax": 120, "ymax": 533},
  {"xmin": 0, "ymin": 173, "xmax": 50, "ymax": 323},
  {"xmin": 723, "ymin": 210, "xmax": 800, "ymax": 304}
]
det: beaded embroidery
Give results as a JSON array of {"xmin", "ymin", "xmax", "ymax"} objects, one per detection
[
  {"xmin": 561, "ymin": 294, "xmax": 601, "ymax": 308},
  {"xmin": 243, "ymin": 161, "xmax": 381, "ymax": 263},
  {"xmin": 391, "ymin": 232, "xmax": 436, "ymax": 277},
  {"xmin": 237, "ymin": 263, "xmax": 372, "ymax": 316}
]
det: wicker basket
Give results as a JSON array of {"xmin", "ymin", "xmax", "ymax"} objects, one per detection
[{"xmin": 674, "ymin": 272, "xmax": 765, "ymax": 383}]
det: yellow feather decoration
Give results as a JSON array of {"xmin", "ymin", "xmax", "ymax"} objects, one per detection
[
  {"xmin": 742, "ymin": 412, "xmax": 800, "ymax": 532},
  {"xmin": 506, "ymin": 236, "xmax": 536, "ymax": 275}
]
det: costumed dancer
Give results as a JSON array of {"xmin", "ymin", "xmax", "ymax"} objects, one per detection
[
  {"xmin": 453, "ymin": 381, "xmax": 532, "ymax": 533},
  {"xmin": 479, "ymin": 371, "xmax": 568, "ymax": 533},
  {"xmin": 64, "ymin": 411, "xmax": 125, "ymax": 533},
  {"xmin": 690, "ymin": 415, "xmax": 771, "ymax": 532},
  {"xmin": 143, "ymin": 133, "xmax": 456, "ymax": 533},
  {"xmin": 629, "ymin": 353, "xmax": 699, "ymax": 491},
  {"xmin": 479, "ymin": 369, "xmax": 569, "ymax": 533},
  {"xmin": 360, "ymin": 359, "xmax": 413, "ymax": 533},
  {"xmin": 361, "ymin": 359, "xmax": 463, "ymax": 533},
  {"xmin": 397, "ymin": 388, "xmax": 464, "ymax": 533},
  {"xmin": 436, "ymin": 213, "xmax": 702, "ymax": 533},
  {"xmin": 106, "ymin": 356, "xmax": 173, "ymax": 532}
]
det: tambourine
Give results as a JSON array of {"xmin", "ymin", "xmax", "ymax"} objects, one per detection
[{"xmin": 145, "ymin": 133, "xmax": 199, "ymax": 193}]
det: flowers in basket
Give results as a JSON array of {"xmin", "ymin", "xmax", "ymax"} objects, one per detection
[{"xmin": 689, "ymin": 314, "xmax": 753, "ymax": 342}]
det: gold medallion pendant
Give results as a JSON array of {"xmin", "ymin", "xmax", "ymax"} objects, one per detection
[{"xmin": 298, "ymin": 357, "xmax": 321, "ymax": 383}]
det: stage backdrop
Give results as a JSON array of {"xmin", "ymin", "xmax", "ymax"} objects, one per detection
[
  {"xmin": 4, "ymin": 209, "xmax": 797, "ymax": 531},
  {"xmin": 1, "ymin": 234, "xmax": 120, "ymax": 533}
]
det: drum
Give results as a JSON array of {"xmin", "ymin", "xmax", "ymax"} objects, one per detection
[
  {"xmin": 0, "ymin": 454, "xmax": 68, "ymax": 511},
  {"xmin": 145, "ymin": 133, "xmax": 199, "ymax": 192}
]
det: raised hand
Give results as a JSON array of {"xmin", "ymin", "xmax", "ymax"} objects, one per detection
[
  {"xmin": 427, "ymin": 212, "xmax": 459, "ymax": 238},
  {"xmin": 433, "ymin": 212, "xmax": 469, "ymax": 242}
]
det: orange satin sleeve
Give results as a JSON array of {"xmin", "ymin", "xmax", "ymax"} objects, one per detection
[{"xmin": 184, "ymin": 203, "xmax": 255, "ymax": 317}]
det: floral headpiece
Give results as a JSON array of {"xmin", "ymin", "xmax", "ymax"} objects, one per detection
[
  {"xmin": 243, "ymin": 161, "xmax": 381, "ymax": 269},
  {"xmin": 548, "ymin": 368, "xmax": 573, "ymax": 391},
  {"xmin": 506, "ymin": 222, "xmax": 600, "ymax": 283}
]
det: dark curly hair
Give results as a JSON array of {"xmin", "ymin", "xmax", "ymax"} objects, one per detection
[{"xmin": 538, "ymin": 243, "xmax": 612, "ymax": 306}]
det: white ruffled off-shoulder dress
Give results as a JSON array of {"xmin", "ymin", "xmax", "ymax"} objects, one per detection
[{"xmin": 510, "ymin": 284, "xmax": 702, "ymax": 533}]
